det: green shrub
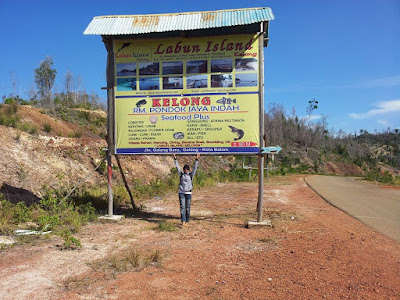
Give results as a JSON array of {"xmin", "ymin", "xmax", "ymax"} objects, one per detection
[
  {"xmin": 29, "ymin": 126, "xmax": 38, "ymax": 134},
  {"xmin": 0, "ymin": 197, "xmax": 14, "ymax": 227},
  {"xmin": 13, "ymin": 202, "xmax": 31, "ymax": 224},
  {"xmin": 4, "ymin": 98, "xmax": 15, "ymax": 105},
  {"xmin": 59, "ymin": 230, "xmax": 81, "ymax": 249},
  {"xmin": 73, "ymin": 130, "xmax": 83, "ymax": 138},
  {"xmin": 364, "ymin": 170, "xmax": 394, "ymax": 184},
  {"xmin": 43, "ymin": 123, "xmax": 52, "ymax": 133},
  {"xmin": 7, "ymin": 103, "xmax": 18, "ymax": 114},
  {"xmin": 20, "ymin": 123, "xmax": 30, "ymax": 132},
  {"xmin": 38, "ymin": 214, "xmax": 60, "ymax": 229}
]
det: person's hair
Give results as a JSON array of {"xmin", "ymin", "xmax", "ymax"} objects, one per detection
[{"xmin": 183, "ymin": 164, "xmax": 190, "ymax": 172}]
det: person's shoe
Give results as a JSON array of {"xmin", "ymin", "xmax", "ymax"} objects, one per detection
[{"xmin": 180, "ymin": 222, "xmax": 186, "ymax": 226}]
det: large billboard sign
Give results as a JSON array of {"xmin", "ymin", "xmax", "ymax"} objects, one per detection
[{"xmin": 113, "ymin": 34, "xmax": 261, "ymax": 154}]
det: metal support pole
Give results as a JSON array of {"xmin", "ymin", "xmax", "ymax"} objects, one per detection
[
  {"xmin": 248, "ymin": 156, "xmax": 252, "ymax": 181},
  {"xmin": 103, "ymin": 36, "xmax": 116, "ymax": 217},
  {"xmin": 107, "ymin": 150, "xmax": 113, "ymax": 216},
  {"xmin": 256, "ymin": 22, "xmax": 266, "ymax": 223},
  {"xmin": 257, "ymin": 154, "xmax": 265, "ymax": 222},
  {"xmin": 266, "ymin": 154, "xmax": 269, "ymax": 183}
]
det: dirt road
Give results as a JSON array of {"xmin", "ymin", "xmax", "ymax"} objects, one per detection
[
  {"xmin": 305, "ymin": 175, "xmax": 400, "ymax": 242},
  {"xmin": 1, "ymin": 176, "xmax": 399, "ymax": 299}
]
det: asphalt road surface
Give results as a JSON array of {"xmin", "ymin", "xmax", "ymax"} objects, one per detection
[{"xmin": 305, "ymin": 175, "xmax": 400, "ymax": 242}]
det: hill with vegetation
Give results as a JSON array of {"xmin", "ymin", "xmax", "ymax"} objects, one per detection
[{"xmin": 0, "ymin": 56, "xmax": 398, "ymax": 248}]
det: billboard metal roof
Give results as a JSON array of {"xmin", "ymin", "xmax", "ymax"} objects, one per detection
[{"xmin": 84, "ymin": 7, "xmax": 274, "ymax": 36}]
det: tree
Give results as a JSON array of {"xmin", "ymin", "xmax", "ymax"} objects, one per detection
[
  {"xmin": 306, "ymin": 98, "xmax": 318, "ymax": 119},
  {"xmin": 9, "ymin": 71, "xmax": 17, "ymax": 99},
  {"xmin": 34, "ymin": 56, "xmax": 57, "ymax": 107},
  {"xmin": 64, "ymin": 70, "xmax": 74, "ymax": 105}
]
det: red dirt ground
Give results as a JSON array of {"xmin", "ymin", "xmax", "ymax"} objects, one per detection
[{"xmin": 0, "ymin": 175, "xmax": 399, "ymax": 299}]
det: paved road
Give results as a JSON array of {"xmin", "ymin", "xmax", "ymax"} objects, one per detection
[{"xmin": 305, "ymin": 175, "xmax": 400, "ymax": 242}]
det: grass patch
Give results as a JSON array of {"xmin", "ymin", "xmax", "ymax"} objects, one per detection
[
  {"xmin": 43, "ymin": 122, "xmax": 52, "ymax": 133},
  {"xmin": 0, "ymin": 103, "xmax": 20, "ymax": 127},
  {"xmin": 89, "ymin": 248, "xmax": 163, "ymax": 275},
  {"xmin": 0, "ymin": 190, "xmax": 97, "ymax": 249},
  {"xmin": 64, "ymin": 274, "xmax": 99, "ymax": 291},
  {"xmin": 155, "ymin": 220, "xmax": 179, "ymax": 232}
]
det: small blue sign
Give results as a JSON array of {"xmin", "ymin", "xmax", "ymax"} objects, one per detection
[{"xmin": 261, "ymin": 145, "xmax": 282, "ymax": 154}]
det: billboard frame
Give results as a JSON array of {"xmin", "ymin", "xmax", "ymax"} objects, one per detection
[
  {"xmin": 105, "ymin": 31, "xmax": 266, "ymax": 157},
  {"xmin": 91, "ymin": 11, "xmax": 272, "ymax": 220}
]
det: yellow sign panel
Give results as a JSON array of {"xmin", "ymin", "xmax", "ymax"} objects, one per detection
[{"xmin": 114, "ymin": 34, "xmax": 260, "ymax": 154}]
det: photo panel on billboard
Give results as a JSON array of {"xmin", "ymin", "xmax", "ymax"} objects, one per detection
[{"xmin": 113, "ymin": 34, "xmax": 261, "ymax": 155}]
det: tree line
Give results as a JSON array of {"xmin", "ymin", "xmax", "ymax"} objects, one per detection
[
  {"xmin": 3, "ymin": 56, "xmax": 104, "ymax": 110},
  {"xmin": 264, "ymin": 102, "xmax": 400, "ymax": 173}
]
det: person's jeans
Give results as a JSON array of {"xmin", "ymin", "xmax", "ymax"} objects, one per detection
[{"xmin": 179, "ymin": 193, "xmax": 192, "ymax": 223}]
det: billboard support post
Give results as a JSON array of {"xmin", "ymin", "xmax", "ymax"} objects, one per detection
[
  {"xmin": 257, "ymin": 22, "xmax": 266, "ymax": 223},
  {"xmin": 115, "ymin": 155, "xmax": 136, "ymax": 209},
  {"xmin": 104, "ymin": 36, "xmax": 115, "ymax": 217},
  {"xmin": 106, "ymin": 149, "xmax": 113, "ymax": 216}
]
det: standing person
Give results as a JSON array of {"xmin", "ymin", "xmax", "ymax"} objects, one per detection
[{"xmin": 173, "ymin": 153, "xmax": 200, "ymax": 226}]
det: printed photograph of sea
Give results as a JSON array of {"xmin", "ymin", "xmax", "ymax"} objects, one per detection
[
  {"xmin": 163, "ymin": 76, "xmax": 183, "ymax": 89},
  {"xmin": 211, "ymin": 74, "xmax": 233, "ymax": 87},
  {"xmin": 162, "ymin": 61, "xmax": 183, "ymax": 75},
  {"xmin": 116, "ymin": 63, "xmax": 136, "ymax": 76},
  {"xmin": 139, "ymin": 62, "xmax": 159, "ymax": 75},
  {"xmin": 235, "ymin": 58, "xmax": 258, "ymax": 71},
  {"xmin": 139, "ymin": 77, "xmax": 160, "ymax": 90},
  {"xmin": 235, "ymin": 73, "xmax": 257, "ymax": 87},
  {"xmin": 187, "ymin": 60, "xmax": 207, "ymax": 74},
  {"xmin": 117, "ymin": 78, "xmax": 136, "ymax": 91},
  {"xmin": 211, "ymin": 59, "xmax": 233, "ymax": 73},
  {"xmin": 187, "ymin": 75, "xmax": 208, "ymax": 88}
]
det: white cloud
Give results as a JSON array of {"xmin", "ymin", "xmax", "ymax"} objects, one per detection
[
  {"xmin": 299, "ymin": 114, "xmax": 322, "ymax": 121},
  {"xmin": 361, "ymin": 75, "xmax": 400, "ymax": 88},
  {"xmin": 309, "ymin": 114, "xmax": 322, "ymax": 121},
  {"xmin": 377, "ymin": 120, "xmax": 390, "ymax": 126},
  {"xmin": 338, "ymin": 75, "xmax": 400, "ymax": 89},
  {"xmin": 349, "ymin": 99, "xmax": 400, "ymax": 119}
]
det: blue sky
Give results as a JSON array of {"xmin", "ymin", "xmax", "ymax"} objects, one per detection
[{"xmin": 0, "ymin": 0, "xmax": 399, "ymax": 134}]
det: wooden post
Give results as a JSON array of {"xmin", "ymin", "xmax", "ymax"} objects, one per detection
[{"xmin": 115, "ymin": 155, "xmax": 136, "ymax": 210}]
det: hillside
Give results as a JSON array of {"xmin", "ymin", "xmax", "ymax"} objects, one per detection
[
  {"xmin": 0, "ymin": 105, "xmax": 178, "ymax": 205},
  {"xmin": 0, "ymin": 104, "xmax": 399, "ymax": 207}
]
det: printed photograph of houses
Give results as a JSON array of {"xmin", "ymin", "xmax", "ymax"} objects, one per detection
[
  {"xmin": 163, "ymin": 76, "xmax": 183, "ymax": 89},
  {"xmin": 235, "ymin": 73, "xmax": 258, "ymax": 87},
  {"xmin": 116, "ymin": 63, "xmax": 136, "ymax": 76},
  {"xmin": 139, "ymin": 77, "xmax": 160, "ymax": 90},
  {"xmin": 162, "ymin": 61, "xmax": 183, "ymax": 75},
  {"xmin": 186, "ymin": 60, "xmax": 207, "ymax": 74},
  {"xmin": 235, "ymin": 58, "xmax": 258, "ymax": 71},
  {"xmin": 139, "ymin": 62, "xmax": 159, "ymax": 75},
  {"xmin": 211, "ymin": 74, "xmax": 233, "ymax": 87},
  {"xmin": 211, "ymin": 59, "xmax": 233, "ymax": 73},
  {"xmin": 117, "ymin": 78, "xmax": 136, "ymax": 91},
  {"xmin": 187, "ymin": 75, "xmax": 208, "ymax": 88}
]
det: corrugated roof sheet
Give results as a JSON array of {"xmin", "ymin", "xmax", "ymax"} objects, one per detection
[{"xmin": 83, "ymin": 7, "xmax": 274, "ymax": 35}]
